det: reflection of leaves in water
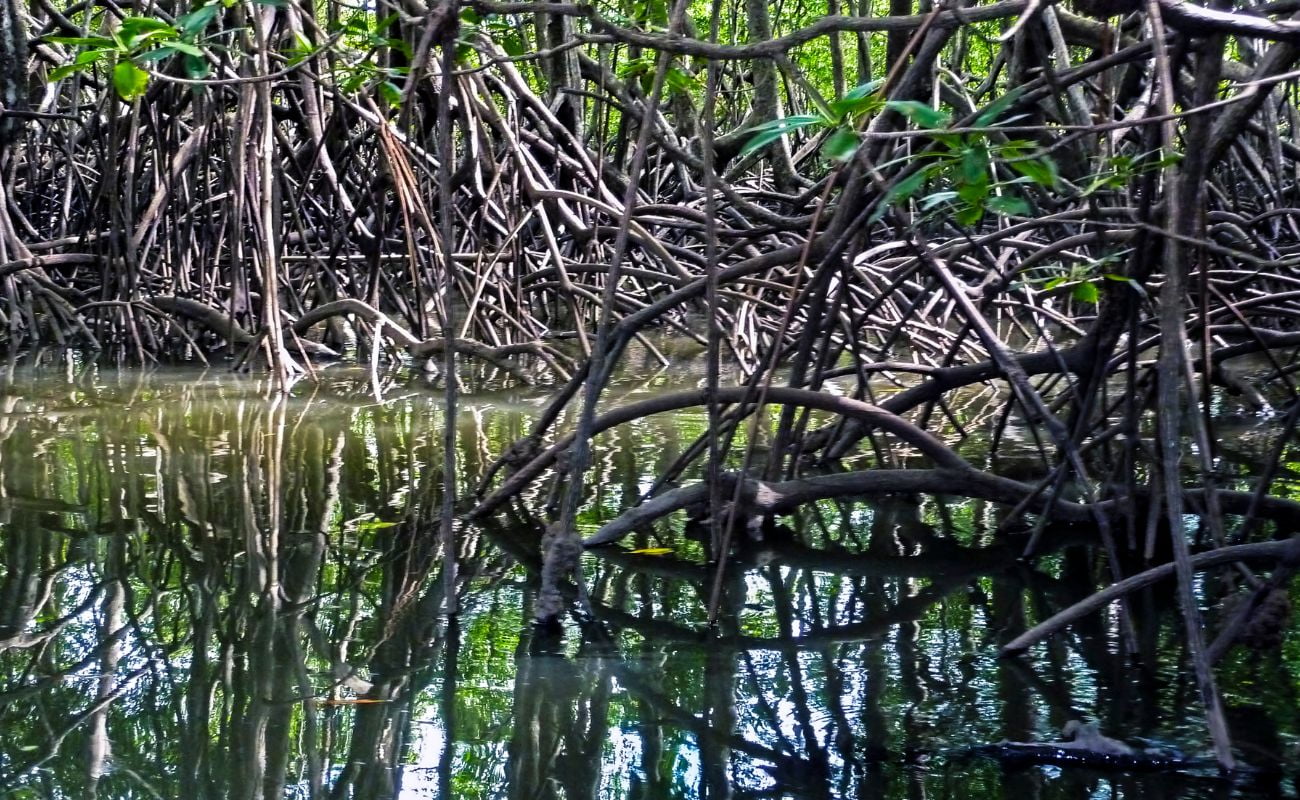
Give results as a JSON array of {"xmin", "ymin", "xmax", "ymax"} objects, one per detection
[{"xmin": 0, "ymin": 369, "xmax": 1296, "ymax": 798}]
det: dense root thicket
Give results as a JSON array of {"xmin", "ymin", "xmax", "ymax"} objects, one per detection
[{"xmin": 3, "ymin": 0, "xmax": 1300, "ymax": 769}]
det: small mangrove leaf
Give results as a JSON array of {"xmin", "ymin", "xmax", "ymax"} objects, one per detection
[
  {"xmin": 870, "ymin": 169, "xmax": 928, "ymax": 222},
  {"xmin": 823, "ymin": 127, "xmax": 861, "ymax": 162},
  {"xmin": 974, "ymin": 88, "xmax": 1024, "ymax": 127},
  {"xmin": 1073, "ymin": 281, "xmax": 1100, "ymax": 304},
  {"xmin": 113, "ymin": 61, "xmax": 150, "ymax": 100},
  {"xmin": 740, "ymin": 114, "xmax": 825, "ymax": 157},
  {"xmin": 884, "ymin": 100, "xmax": 950, "ymax": 129},
  {"xmin": 987, "ymin": 194, "xmax": 1030, "ymax": 216}
]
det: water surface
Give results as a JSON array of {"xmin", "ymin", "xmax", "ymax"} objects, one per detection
[{"xmin": 0, "ymin": 364, "xmax": 1296, "ymax": 799}]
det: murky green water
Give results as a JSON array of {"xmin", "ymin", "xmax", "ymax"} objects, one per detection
[{"xmin": 0, "ymin": 364, "xmax": 1296, "ymax": 798}]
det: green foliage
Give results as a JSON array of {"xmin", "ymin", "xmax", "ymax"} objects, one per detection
[
  {"xmin": 869, "ymin": 93, "xmax": 1058, "ymax": 225},
  {"xmin": 1026, "ymin": 251, "xmax": 1142, "ymax": 306},
  {"xmin": 1080, "ymin": 150, "xmax": 1183, "ymax": 196},
  {"xmin": 41, "ymin": 0, "xmax": 255, "ymax": 97},
  {"xmin": 740, "ymin": 78, "xmax": 884, "ymax": 162}
]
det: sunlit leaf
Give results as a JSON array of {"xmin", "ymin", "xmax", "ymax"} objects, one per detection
[
  {"xmin": 113, "ymin": 60, "xmax": 149, "ymax": 100},
  {"xmin": 629, "ymin": 547, "xmax": 674, "ymax": 556},
  {"xmin": 1073, "ymin": 281, "xmax": 1100, "ymax": 304}
]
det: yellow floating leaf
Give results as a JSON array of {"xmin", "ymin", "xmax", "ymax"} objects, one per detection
[{"xmin": 629, "ymin": 547, "xmax": 673, "ymax": 556}]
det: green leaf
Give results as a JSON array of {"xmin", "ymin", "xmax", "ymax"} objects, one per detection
[
  {"xmin": 616, "ymin": 55, "xmax": 654, "ymax": 79},
  {"xmin": 956, "ymin": 179, "xmax": 989, "ymax": 206},
  {"xmin": 842, "ymin": 78, "xmax": 884, "ymax": 104},
  {"xmin": 869, "ymin": 169, "xmax": 928, "ymax": 222},
  {"xmin": 974, "ymin": 88, "xmax": 1023, "ymax": 127},
  {"xmin": 44, "ymin": 35, "xmax": 116, "ymax": 47},
  {"xmin": 954, "ymin": 203, "xmax": 984, "ymax": 226},
  {"xmin": 113, "ymin": 60, "xmax": 149, "ymax": 100},
  {"xmin": 822, "ymin": 127, "xmax": 860, "ymax": 162},
  {"xmin": 501, "ymin": 33, "xmax": 524, "ymax": 57},
  {"xmin": 119, "ymin": 16, "xmax": 174, "ymax": 34},
  {"xmin": 1072, "ymin": 281, "xmax": 1100, "ymax": 304},
  {"xmin": 136, "ymin": 47, "xmax": 177, "ymax": 62},
  {"xmin": 920, "ymin": 191, "xmax": 958, "ymax": 211},
  {"xmin": 740, "ymin": 128, "xmax": 787, "ymax": 156},
  {"xmin": 1009, "ymin": 156, "xmax": 1058, "ymax": 188},
  {"xmin": 740, "ymin": 114, "xmax": 824, "ymax": 157},
  {"xmin": 178, "ymin": 4, "xmax": 220, "ymax": 38},
  {"xmin": 378, "ymin": 80, "xmax": 403, "ymax": 107},
  {"xmin": 987, "ymin": 194, "xmax": 1030, "ymax": 216},
  {"xmin": 829, "ymin": 79, "xmax": 884, "ymax": 118},
  {"xmin": 665, "ymin": 66, "xmax": 696, "ymax": 95},
  {"xmin": 960, "ymin": 145, "xmax": 989, "ymax": 184},
  {"xmin": 184, "ymin": 53, "xmax": 210, "ymax": 79},
  {"xmin": 164, "ymin": 40, "xmax": 205, "ymax": 56},
  {"xmin": 48, "ymin": 62, "xmax": 91, "ymax": 81},
  {"xmin": 884, "ymin": 100, "xmax": 950, "ymax": 129},
  {"xmin": 1043, "ymin": 276, "xmax": 1067, "ymax": 290}
]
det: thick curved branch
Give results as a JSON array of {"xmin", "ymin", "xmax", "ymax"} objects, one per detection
[{"xmin": 469, "ymin": 385, "xmax": 972, "ymax": 518}]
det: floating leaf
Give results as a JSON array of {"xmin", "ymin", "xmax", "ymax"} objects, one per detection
[{"xmin": 630, "ymin": 547, "xmax": 674, "ymax": 556}]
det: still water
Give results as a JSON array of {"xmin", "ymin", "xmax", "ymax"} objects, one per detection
[{"xmin": 0, "ymin": 363, "xmax": 1296, "ymax": 799}]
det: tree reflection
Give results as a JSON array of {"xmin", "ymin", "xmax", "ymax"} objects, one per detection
[{"xmin": 0, "ymin": 368, "xmax": 1293, "ymax": 799}]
